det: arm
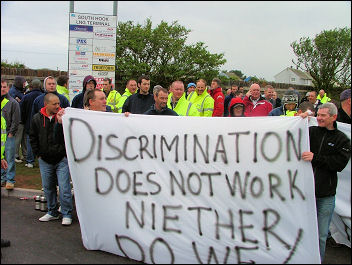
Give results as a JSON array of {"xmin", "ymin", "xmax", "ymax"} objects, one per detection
[
  {"xmin": 266, "ymin": 101, "xmax": 273, "ymax": 115},
  {"xmin": 29, "ymin": 114, "xmax": 40, "ymax": 158},
  {"xmin": 117, "ymin": 96, "xmax": 128, "ymax": 113},
  {"xmin": 203, "ymin": 96, "xmax": 214, "ymax": 117},
  {"xmin": 212, "ymin": 94, "xmax": 224, "ymax": 117},
  {"xmin": 122, "ymin": 95, "xmax": 131, "ymax": 113},
  {"xmin": 20, "ymin": 97, "xmax": 28, "ymax": 125},
  {"xmin": 8, "ymin": 101, "xmax": 20, "ymax": 137}
]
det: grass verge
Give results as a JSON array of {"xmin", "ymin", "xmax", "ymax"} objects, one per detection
[{"xmin": 13, "ymin": 160, "xmax": 42, "ymax": 190}]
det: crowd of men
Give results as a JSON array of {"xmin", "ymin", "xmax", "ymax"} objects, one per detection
[{"xmin": 1, "ymin": 74, "xmax": 351, "ymax": 261}]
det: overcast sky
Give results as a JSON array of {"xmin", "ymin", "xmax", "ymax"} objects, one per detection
[{"xmin": 1, "ymin": 1, "xmax": 351, "ymax": 81}]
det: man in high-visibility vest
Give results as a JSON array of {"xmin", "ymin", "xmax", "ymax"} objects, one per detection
[
  {"xmin": 1, "ymin": 80, "xmax": 11, "ymax": 248},
  {"xmin": 1, "ymin": 100, "xmax": 8, "ymax": 170},
  {"xmin": 1, "ymin": 78, "xmax": 20, "ymax": 190},
  {"xmin": 56, "ymin": 75, "xmax": 70, "ymax": 102},
  {"xmin": 116, "ymin": 79, "xmax": 137, "ymax": 113},
  {"xmin": 187, "ymin": 79, "xmax": 214, "ymax": 117},
  {"xmin": 317, "ymin": 89, "xmax": 331, "ymax": 104},
  {"xmin": 102, "ymin": 78, "xmax": 121, "ymax": 113},
  {"xmin": 168, "ymin": 80, "xmax": 199, "ymax": 116}
]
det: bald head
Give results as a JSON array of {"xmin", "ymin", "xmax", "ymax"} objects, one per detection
[
  {"xmin": 249, "ymin": 83, "xmax": 261, "ymax": 100},
  {"xmin": 44, "ymin": 92, "xmax": 59, "ymax": 104}
]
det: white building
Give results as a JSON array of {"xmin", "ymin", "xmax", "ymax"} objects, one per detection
[{"xmin": 274, "ymin": 67, "xmax": 313, "ymax": 86}]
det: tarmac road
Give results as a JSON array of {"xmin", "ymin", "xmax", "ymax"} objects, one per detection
[
  {"xmin": 1, "ymin": 195, "xmax": 142, "ymax": 264},
  {"xmin": 1, "ymin": 189, "xmax": 351, "ymax": 264}
]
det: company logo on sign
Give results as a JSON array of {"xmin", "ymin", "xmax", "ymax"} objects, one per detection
[
  {"xmin": 94, "ymin": 33, "xmax": 114, "ymax": 38},
  {"xmin": 76, "ymin": 39, "xmax": 87, "ymax": 44},
  {"xmin": 75, "ymin": 51, "xmax": 86, "ymax": 56},
  {"xmin": 93, "ymin": 52, "xmax": 114, "ymax": 57},
  {"xmin": 69, "ymin": 25, "xmax": 93, "ymax": 32},
  {"xmin": 99, "ymin": 58, "xmax": 109, "ymax": 62},
  {"xmin": 75, "ymin": 45, "xmax": 89, "ymax": 51},
  {"xmin": 92, "ymin": 65, "xmax": 115, "ymax": 71},
  {"xmin": 74, "ymin": 57, "xmax": 89, "ymax": 61},
  {"xmin": 94, "ymin": 46, "xmax": 114, "ymax": 52},
  {"xmin": 96, "ymin": 71, "xmax": 109, "ymax": 76}
]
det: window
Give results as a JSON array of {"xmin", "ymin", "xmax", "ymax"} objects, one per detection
[{"xmin": 291, "ymin": 78, "xmax": 296, "ymax": 82}]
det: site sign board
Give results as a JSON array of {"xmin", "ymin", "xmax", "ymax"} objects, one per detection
[{"xmin": 68, "ymin": 12, "xmax": 117, "ymax": 101}]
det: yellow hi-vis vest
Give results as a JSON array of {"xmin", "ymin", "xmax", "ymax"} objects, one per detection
[
  {"xmin": 1, "ymin": 98, "xmax": 9, "ymax": 159},
  {"xmin": 106, "ymin": 90, "xmax": 121, "ymax": 113},
  {"xmin": 280, "ymin": 110, "xmax": 297, "ymax": 116},
  {"xmin": 187, "ymin": 90, "xmax": 214, "ymax": 117},
  {"xmin": 56, "ymin": 85, "xmax": 70, "ymax": 101},
  {"xmin": 316, "ymin": 93, "xmax": 331, "ymax": 104},
  {"xmin": 167, "ymin": 93, "xmax": 199, "ymax": 116},
  {"xmin": 117, "ymin": 88, "xmax": 136, "ymax": 113}
]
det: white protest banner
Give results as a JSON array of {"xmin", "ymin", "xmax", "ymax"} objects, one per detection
[
  {"xmin": 332, "ymin": 122, "xmax": 351, "ymax": 247},
  {"xmin": 62, "ymin": 108, "xmax": 321, "ymax": 264}
]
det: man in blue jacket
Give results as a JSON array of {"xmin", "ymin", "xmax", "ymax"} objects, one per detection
[
  {"xmin": 9, "ymin": 76, "xmax": 25, "ymax": 103},
  {"xmin": 9, "ymin": 76, "xmax": 27, "ymax": 163},
  {"xmin": 31, "ymin": 76, "xmax": 70, "ymax": 119},
  {"xmin": 71, "ymin": 75, "xmax": 97, "ymax": 109}
]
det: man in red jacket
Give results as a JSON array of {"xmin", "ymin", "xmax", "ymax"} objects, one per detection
[
  {"xmin": 209, "ymin": 78, "xmax": 224, "ymax": 117},
  {"xmin": 243, "ymin": 83, "xmax": 272, "ymax": 116}
]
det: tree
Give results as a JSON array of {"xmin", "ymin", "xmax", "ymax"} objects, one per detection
[
  {"xmin": 115, "ymin": 18, "xmax": 226, "ymax": 90},
  {"xmin": 229, "ymin": 69, "xmax": 245, "ymax": 80},
  {"xmin": 1, "ymin": 59, "xmax": 26, "ymax": 69},
  {"xmin": 291, "ymin": 27, "xmax": 351, "ymax": 97}
]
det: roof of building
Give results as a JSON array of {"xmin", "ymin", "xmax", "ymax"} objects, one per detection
[
  {"xmin": 289, "ymin": 68, "xmax": 313, "ymax": 80},
  {"xmin": 274, "ymin": 67, "xmax": 313, "ymax": 80}
]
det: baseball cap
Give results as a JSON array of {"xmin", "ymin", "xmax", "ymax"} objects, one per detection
[
  {"xmin": 340, "ymin": 89, "xmax": 351, "ymax": 101},
  {"xmin": 187, "ymin": 83, "xmax": 196, "ymax": 89}
]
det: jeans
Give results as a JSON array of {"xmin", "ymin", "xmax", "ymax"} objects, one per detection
[
  {"xmin": 1, "ymin": 136, "xmax": 16, "ymax": 184},
  {"xmin": 15, "ymin": 123, "xmax": 27, "ymax": 160},
  {"xmin": 38, "ymin": 157, "xmax": 72, "ymax": 218},
  {"xmin": 316, "ymin": 196, "xmax": 335, "ymax": 262},
  {"xmin": 25, "ymin": 134, "xmax": 35, "ymax": 164}
]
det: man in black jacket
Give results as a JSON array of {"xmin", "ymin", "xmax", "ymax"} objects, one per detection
[
  {"xmin": 337, "ymin": 89, "xmax": 351, "ymax": 124},
  {"xmin": 301, "ymin": 102, "xmax": 351, "ymax": 262},
  {"xmin": 122, "ymin": 75, "xmax": 154, "ymax": 114},
  {"xmin": 29, "ymin": 93, "xmax": 73, "ymax": 226}
]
